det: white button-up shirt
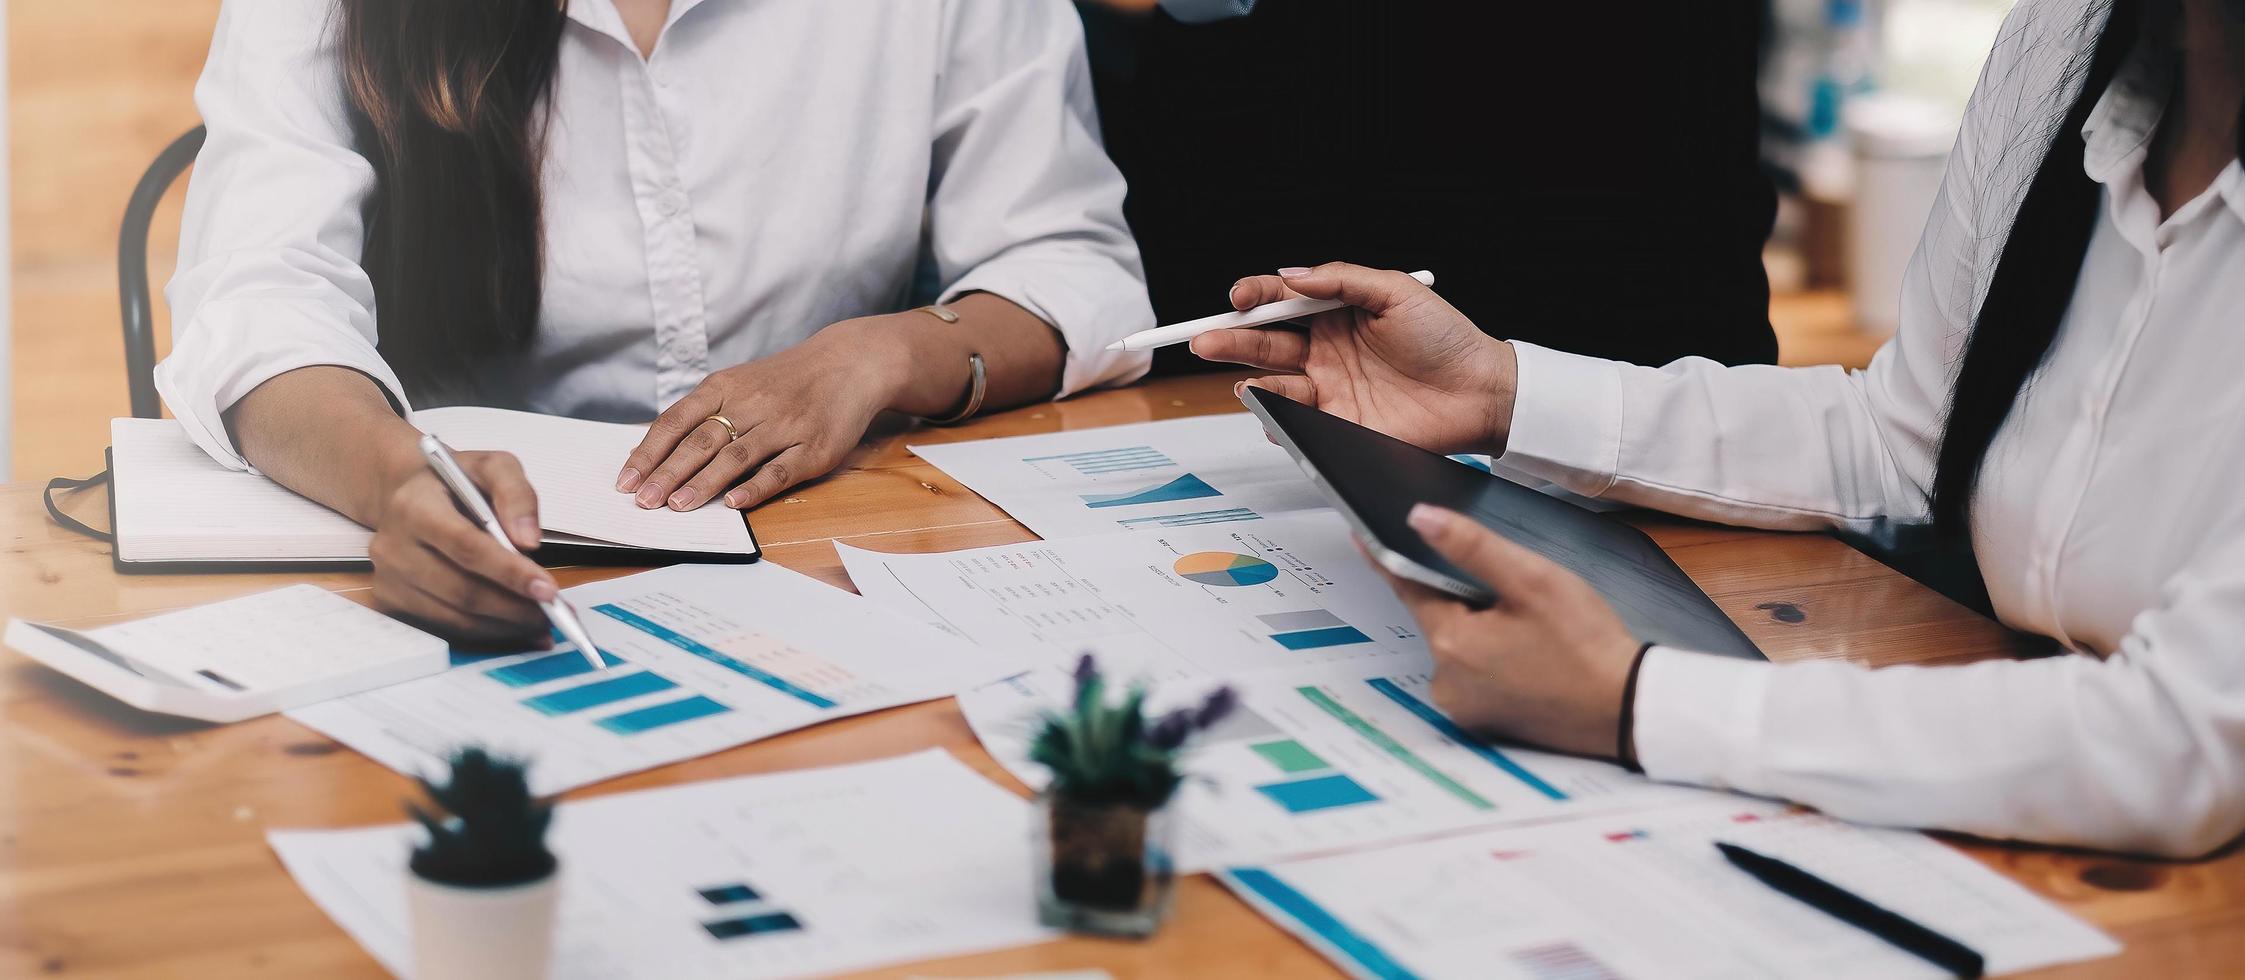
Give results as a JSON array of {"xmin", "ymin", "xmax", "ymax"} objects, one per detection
[
  {"xmin": 157, "ymin": 0, "xmax": 1153, "ymax": 468},
  {"xmin": 1501, "ymin": 3, "xmax": 2245, "ymax": 858}
]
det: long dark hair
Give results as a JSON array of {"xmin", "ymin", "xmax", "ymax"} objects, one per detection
[
  {"xmin": 336, "ymin": 1, "xmax": 567, "ymax": 401},
  {"xmin": 1930, "ymin": 0, "xmax": 2243, "ymax": 537}
]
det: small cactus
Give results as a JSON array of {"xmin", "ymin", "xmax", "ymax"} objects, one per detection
[{"xmin": 406, "ymin": 748, "xmax": 556, "ymax": 887}]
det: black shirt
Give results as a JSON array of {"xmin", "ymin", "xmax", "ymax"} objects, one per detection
[{"xmin": 1085, "ymin": 0, "xmax": 1779, "ymax": 372}]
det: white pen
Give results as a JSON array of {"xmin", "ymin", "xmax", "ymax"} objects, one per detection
[
  {"xmin": 1105, "ymin": 269, "xmax": 1436, "ymax": 352},
  {"xmin": 417, "ymin": 435, "xmax": 608, "ymax": 674}
]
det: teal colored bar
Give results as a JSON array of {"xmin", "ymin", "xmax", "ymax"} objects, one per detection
[
  {"xmin": 597, "ymin": 695, "xmax": 730, "ymax": 734},
  {"xmin": 522, "ymin": 671, "xmax": 676, "ymax": 716},
  {"xmin": 1255, "ymin": 773, "xmax": 1380, "ymax": 814},
  {"xmin": 1271, "ymin": 626, "xmax": 1374, "ymax": 650},
  {"xmin": 1225, "ymin": 869, "xmax": 1420, "ymax": 980},
  {"xmin": 485, "ymin": 649, "xmax": 626, "ymax": 688}
]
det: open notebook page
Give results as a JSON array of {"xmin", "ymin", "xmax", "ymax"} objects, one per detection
[
  {"xmin": 413, "ymin": 406, "xmax": 757, "ymax": 556},
  {"xmin": 110, "ymin": 418, "xmax": 372, "ymax": 563}
]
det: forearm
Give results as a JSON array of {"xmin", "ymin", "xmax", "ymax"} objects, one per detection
[
  {"xmin": 224, "ymin": 365, "xmax": 425, "ymax": 525},
  {"xmin": 859, "ymin": 292, "xmax": 1067, "ymax": 419},
  {"xmin": 1637, "ymin": 646, "xmax": 2245, "ymax": 858}
]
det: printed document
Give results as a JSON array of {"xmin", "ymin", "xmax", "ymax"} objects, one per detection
[
  {"xmin": 288, "ymin": 564, "xmax": 1018, "ymax": 794},
  {"xmin": 1221, "ymin": 799, "xmax": 2119, "ymax": 979},
  {"xmin": 271, "ymin": 751, "xmax": 1055, "ymax": 979}
]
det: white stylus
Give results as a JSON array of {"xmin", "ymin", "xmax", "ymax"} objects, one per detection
[
  {"xmin": 1104, "ymin": 269, "xmax": 1436, "ymax": 352},
  {"xmin": 418, "ymin": 435, "xmax": 608, "ymax": 674}
]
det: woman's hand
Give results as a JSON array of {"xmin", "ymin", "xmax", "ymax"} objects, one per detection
[
  {"xmin": 616, "ymin": 317, "xmax": 907, "ymax": 512},
  {"xmin": 1388, "ymin": 504, "xmax": 1642, "ymax": 760},
  {"xmin": 1191, "ymin": 262, "xmax": 1520, "ymax": 456},
  {"xmin": 367, "ymin": 449, "xmax": 559, "ymax": 649}
]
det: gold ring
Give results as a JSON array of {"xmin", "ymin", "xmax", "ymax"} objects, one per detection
[{"xmin": 705, "ymin": 414, "xmax": 740, "ymax": 441}]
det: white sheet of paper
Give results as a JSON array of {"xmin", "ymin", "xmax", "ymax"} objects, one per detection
[
  {"xmin": 1221, "ymin": 799, "xmax": 2119, "ymax": 980},
  {"xmin": 287, "ymin": 564, "xmax": 1020, "ymax": 794},
  {"xmin": 959, "ymin": 660, "xmax": 1695, "ymax": 872},
  {"xmin": 270, "ymin": 750, "xmax": 1056, "ymax": 979},
  {"xmin": 838, "ymin": 510, "xmax": 1426, "ymax": 682},
  {"xmin": 908, "ymin": 414, "xmax": 1329, "ymax": 539},
  {"xmin": 414, "ymin": 406, "xmax": 756, "ymax": 555}
]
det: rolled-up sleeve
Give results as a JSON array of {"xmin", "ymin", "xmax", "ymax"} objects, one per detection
[
  {"xmin": 926, "ymin": 0, "xmax": 1154, "ymax": 396},
  {"xmin": 155, "ymin": 0, "xmax": 409, "ymax": 470},
  {"xmin": 1634, "ymin": 525, "xmax": 2245, "ymax": 858}
]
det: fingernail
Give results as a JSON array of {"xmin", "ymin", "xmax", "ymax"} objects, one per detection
[
  {"xmin": 1278, "ymin": 266, "xmax": 1312, "ymax": 279},
  {"xmin": 636, "ymin": 485, "xmax": 665, "ymax": 508},
  {"xmin": 527, "ymin": 578, "xmax": 558, "ymax": 602},
  {"xmin": 615, "ymin": 468, "xmax": 641, "ymax": 492},
  {"xmin": 511, "ymin": 516, "xmax": 540, "ymax": 543},
  {"xmin": 722, "ymin": 490, "xmax": 747, "ymax": 508},
  {"xmin": 668, "ymin": 488, "xmax": 698, "ymax": 510},
  {"xmin": 1407, "ymin": 503, "xmax": 1450, "ymax": 536}
]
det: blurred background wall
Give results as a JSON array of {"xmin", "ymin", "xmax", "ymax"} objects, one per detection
[{"xmin": 8, "ymin": 0, "xmax": 216, "ymax": 481}]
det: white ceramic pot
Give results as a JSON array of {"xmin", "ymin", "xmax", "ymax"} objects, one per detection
[{"xmin": 405, "ymin": 870, "xmax": 559, "ymax": 980}]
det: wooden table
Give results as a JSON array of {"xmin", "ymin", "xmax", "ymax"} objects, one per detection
[{"xmin": 3, "ymin": 372, "xmax": 2239, "ymax": 978}]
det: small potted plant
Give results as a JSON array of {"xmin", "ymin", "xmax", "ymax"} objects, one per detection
[
  {"xmin": 404, "ymin": 747, "xmax": 560, "ymax": 980},
  {"xmin": 1027, "ymin": 654, "xmax": 1234, "ymax": 937}
]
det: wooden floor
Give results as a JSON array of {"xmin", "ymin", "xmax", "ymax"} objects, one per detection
[{"xmin": 2, "ymin": 0, "xmax": 1879, "ymax": 481}]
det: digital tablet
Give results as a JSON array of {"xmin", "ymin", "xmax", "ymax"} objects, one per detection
[{"xmin": 1241, "ymin": 386, "xmax": 1764, "ymax": 660}]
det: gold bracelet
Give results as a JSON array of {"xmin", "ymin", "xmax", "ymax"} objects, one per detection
[{"xmin": 921, "ymin": 352, "xmax": 987, "ymax": 426}]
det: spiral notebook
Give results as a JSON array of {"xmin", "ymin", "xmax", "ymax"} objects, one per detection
[{"xmin": 104, "ymin": 408, "xmax": 760, "ymax": 572}]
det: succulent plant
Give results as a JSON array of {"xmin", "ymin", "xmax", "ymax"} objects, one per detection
[
  {"xmin": 1028, "ymin": 654, "xmax": 1236, "ymax": 809},
  {"xmin": 406, "ymin": 747, "xmax": 556, "ymax": 887}
]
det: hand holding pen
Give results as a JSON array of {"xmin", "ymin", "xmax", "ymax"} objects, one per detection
[{"xmin": 417, "ymin": 435, "xmax": 606, "ymax": 672}]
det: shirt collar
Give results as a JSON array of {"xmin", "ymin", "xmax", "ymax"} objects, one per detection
[
  {"xmin": 2079, "ymin": 38, "xmax": 2172, "ymax": 185},
  {"xmin": 2221, "ymin": 160, "xmax": 2245, "ymax": 227},
  {"xmin": 564, "ymin": 0, "xmax": 716, "ymax": 56}
]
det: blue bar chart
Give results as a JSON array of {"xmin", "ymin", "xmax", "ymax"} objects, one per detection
[
  {"xmin": 1024, "ymin": 445, "xmax": 1173, "ymax": 477},
  {"xmin": 483, "ymin": 648, "xmax": 626, "ymax": 687},
  {"xmin": 1117, "ymin": 507, "xmax": 1262, "ymax": 529},
  {"xmin": 1259, "ymin": 610, "xmax": 1374, "ymax": 650},
  {"xmin": 522, "ymin": 671, "xmax": 678, "ymax": 716},
  {"xmin": 598, "ymin": 695, "xmax": 731, "ymax": 735}
]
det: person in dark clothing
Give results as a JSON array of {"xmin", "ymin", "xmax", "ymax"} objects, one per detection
[{"xmin": 1081, "ymin": 0, "xmax": 1780, "ymax": 373}]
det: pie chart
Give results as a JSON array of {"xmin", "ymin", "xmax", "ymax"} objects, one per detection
[{"xmin": 1174, "ymin": 551, "xmax": 1280, "ymax": 588}]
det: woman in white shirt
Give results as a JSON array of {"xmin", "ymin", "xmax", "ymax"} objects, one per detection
[
  {"xmin": 157, "ymin": 0, "xmax": 1151, "ymax": 643},
  {"xmin": 1196, "ymin": 0, "xmax": 2245, "ymax": 856}
]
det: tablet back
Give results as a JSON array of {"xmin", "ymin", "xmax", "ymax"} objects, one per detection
[{"xmin": 1244, "ymin": 387, "xmax": 1763, "ymax": 660}]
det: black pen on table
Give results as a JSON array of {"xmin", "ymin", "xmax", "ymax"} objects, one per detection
[{"xmin": 1716, "ymin": 841, "xmax": 1986, "ymax": 979}]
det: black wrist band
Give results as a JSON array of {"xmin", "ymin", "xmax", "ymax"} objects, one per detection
[{"xmin": 1616, "ymin": 641, "xmax": 1656, "ymax": 773}]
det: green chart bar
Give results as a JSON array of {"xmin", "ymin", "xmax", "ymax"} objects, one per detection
[{"xmin": 1295, "ymin": 686, "xmax": 1494, "ymax": 811}]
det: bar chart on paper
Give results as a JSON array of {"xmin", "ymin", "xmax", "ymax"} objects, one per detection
[
  {"xmin": 953, "ymin": 658, "xmax": 1685, "ymax": 870},
  {"xmin": 910, "ymin": 414, "xmax": 1330, "ymax": 538},
  {"xmin": 286, "ymin": 564, "xmax": 1016, "ymax": 794},
  {"xmin": 271, "ymin": 752, "xmax": 1060, "ymax": 980}
]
